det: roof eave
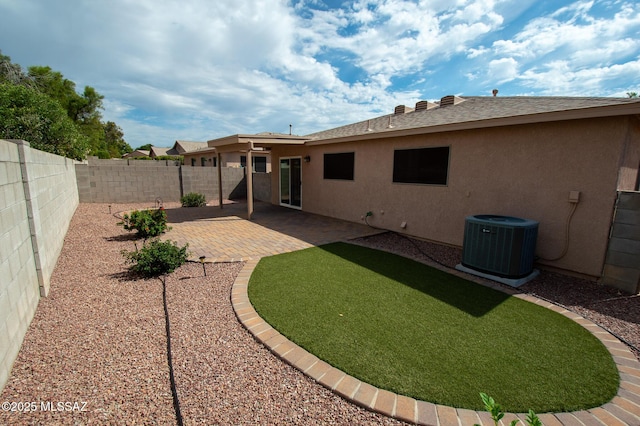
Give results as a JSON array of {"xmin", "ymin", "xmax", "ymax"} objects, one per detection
[
  {"xmin": 306, "ymin": 103, "xmax": 640, "ymax": 146},
  {"xmin": 207, "ymin": 133, "xmax": 309, "ymax": 152}
]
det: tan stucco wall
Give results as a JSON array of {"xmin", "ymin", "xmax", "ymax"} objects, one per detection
[
  {"xmin": 182, "ymin": 151, "xmax": 272, "ymax": 172},
  {"xmin": 270, "ymin": 116, "xmax": 640, "ymax": 278}
]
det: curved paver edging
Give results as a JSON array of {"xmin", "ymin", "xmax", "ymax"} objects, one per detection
[{"xmin": 231, "ymin": 258, "xmax": 640, "ymax": 426}]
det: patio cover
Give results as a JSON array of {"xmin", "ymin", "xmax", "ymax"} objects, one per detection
[{"xmin": 207, "ymin": 133, "xmax": 308, "ymax": 219}]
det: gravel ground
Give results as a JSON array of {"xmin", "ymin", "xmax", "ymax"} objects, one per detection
[
  {"xmin": 352, "ymin": 232, "xmax": 640, "ymax": 361},
  {"xmin": 0, "ymin": 203, "xmax": 405, "ymax": 425}
]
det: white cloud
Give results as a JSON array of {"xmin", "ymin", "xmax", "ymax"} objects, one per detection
[
  {"xmin": 291, "ymin": 0, "xmax": 505, "ymax": 79},
  {"xmin": 519, "ymin": 58, "xmax": 640, "ymax": 95},
  {"xmin": 492, "ymin": 0, "xmax": 640, "ymax": 61},
  {"xmin": 488, "ymin": 57, "xmax": 519, "ymax": 83},
  {"xmin": 467, "ymin": 46, "xmax": 489, "ymax": 58}
]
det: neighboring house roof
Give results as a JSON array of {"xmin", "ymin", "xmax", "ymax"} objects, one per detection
[
  {"xmin": 183, "ymin": 146, "xmax": 217, "ymax": 156},
  {"xmin": 149, "ymin": 146, "xmax": 179, "ymax": 157},
  {"xmin": 305, "ymin": 96, "xmax": 640, "ymax": 145},
  {"xmin": 122, "ymin": 149, "xmax": 150, "ymax": 158},
  {"xmin": 173, "ymin": 140, "xmax": 207, "ymax": 154}
]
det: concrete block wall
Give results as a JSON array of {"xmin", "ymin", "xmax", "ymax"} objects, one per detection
[
  {"xmin": 23, "ymin": 145, "xmax": 79, "ymax": 296},
  {"xmin": 76, "ymin": 158, "xmax": 181, "ymax": 203},
  {"xmin": 602, "ymin": 191, "xmax": 640, "ymax": 294},
  {"xmin": 0, "ymin": 139, "xmax": 79, "ymax": 393},
  {"xmin": 181, "ymin": 166, "xmax": 246, "ymax": 202},
  {"xmin": 252, "ymin": 172, "xmax": 272, "ymax": 202},
  {"xmin": 77, "ymin": 159, "xmax": 247, "ymax": 203}
]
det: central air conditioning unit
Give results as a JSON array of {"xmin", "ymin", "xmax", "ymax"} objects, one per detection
[{"xmin": 457, "ymin": 215, "xmax": 538, "ymax": 284}]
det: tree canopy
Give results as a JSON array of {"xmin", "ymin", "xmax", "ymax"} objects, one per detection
[
  {"xmin": 0, "ymin": 82, "xmax": 89, "ymax": 160},
  {"xmin": 135, "ymin": 143, "xmax": 153, "ymax": 151},
  {"xmin": 0, "ymin": 50, "xmax": 132, "ymax": 159}
]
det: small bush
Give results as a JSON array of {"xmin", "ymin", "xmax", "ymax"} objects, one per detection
[
  {"xmin": 119, "ymin": 208, "xmax": 170, "ymax": 238},
  {"xmin": 181, "ymin": 192, "xmax": 206, "ymax": 207},
  {"xmin": 155, "ymin": 155, "xmax": 183, "ymax": 163},
  {"xmin": 474, "ymin": 393, "xmax": 542, "ymax": 426},
  {"xmin": 122, "ymin": 239, "xmax": 189, "ymax": 277}
]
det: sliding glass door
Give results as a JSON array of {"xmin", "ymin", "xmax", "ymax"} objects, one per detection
[{"xmin": 279, "ymin": 157, "xmax": 301, "ymax": 209}]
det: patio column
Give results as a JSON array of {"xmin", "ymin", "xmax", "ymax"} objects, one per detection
[
  {"xmin": 217, "ymin": 151, "xmax": 223, "ymax": 209},
  {"xmin": 246, "ymin": 144, "xmax": 254, "ymax": 220}
]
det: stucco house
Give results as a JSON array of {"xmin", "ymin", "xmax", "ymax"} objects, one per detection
[
  {"xmin": 149, "ymin": 146, "xmax": 178, "ymax": 158},
  {"xmin": 208, "ymin": 95, "xmax": 640, "ymax": 292},
  {"xmin": 173, "ymin": 140, "xmax": 207, "ymax": 154},
  {"xmin": 148, "ymin": 140, "xmax": 207, "ymax": 159},
  {"xmin": 183, "ymin": 133, "xmax": 274, "ymax": 172}
]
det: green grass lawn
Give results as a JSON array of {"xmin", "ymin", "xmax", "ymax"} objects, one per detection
[{"xmin": 248, "ymin": 242, "xmax": 619, "ymax": 413}]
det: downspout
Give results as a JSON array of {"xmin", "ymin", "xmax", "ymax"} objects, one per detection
[
  {"xmin": 217, "ymin": 151, "xmax": 223, "ymax": 210},
  {"xmin": 247, "ymin": 141, "xmax": 254, "ymax": 220}
]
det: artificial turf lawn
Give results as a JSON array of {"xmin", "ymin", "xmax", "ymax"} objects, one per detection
[{"xmin": 247, "ymin": 242, "xmax": 619, "ymax": 413}]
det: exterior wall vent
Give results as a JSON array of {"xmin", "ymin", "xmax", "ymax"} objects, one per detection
[
  {"xmin": 415, "ymin": 100, "xmax": 436, "ymax": 111},
  {"xmin": 394, "ymin": 105, "xmax": 414, "ymax": 115},
  {"xmin": 439, "ymin": 95, "xmax": 464, "ymax": 107},
  {"xmin": 460, "ymin": 215, "xmax": 538, "ymax": 278}
]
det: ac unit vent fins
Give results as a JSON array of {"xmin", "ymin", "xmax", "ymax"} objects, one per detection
[{"xmin": 461, "ymin": 215, "xmax": 538, "ymax": 278}]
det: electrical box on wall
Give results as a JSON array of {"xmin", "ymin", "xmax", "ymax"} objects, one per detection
[{"xmin": 569, "ymin": 191, "xmax": 580, "ymax": 203}]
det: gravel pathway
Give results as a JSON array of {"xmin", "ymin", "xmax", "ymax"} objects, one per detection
[{"xmin": 0, "ymin": 203, "xmax": 405, "ymax": 425}]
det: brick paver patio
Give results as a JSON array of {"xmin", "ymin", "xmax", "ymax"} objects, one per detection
[{"xmin": 163, "ymin": 201, "xmax": 381, "ymax": 262}]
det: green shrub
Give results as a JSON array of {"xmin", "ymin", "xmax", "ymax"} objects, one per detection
[
  {"xmin": 155, "ymin": 155, "xmax": 183, "ymax": 163},
  {"xmin": 122, "ymin": 239, "xmax": 189, "ymax": 277},
  {"xmin": 181, "ymin": 192, "xmax": 206, "ymax": 207},
  {"xmin": 119, "ymin": 208, "xmax": 170, "ymax": 238},
  {"xmin": 475, "ymin": 393, "xmax": 542, "ymax": 426}
]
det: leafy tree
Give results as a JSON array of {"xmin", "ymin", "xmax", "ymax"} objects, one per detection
[
  {"xmin": 135, "ymin": 143, "xmax": 153, "ymax": 151},
  {"xmin": 28, "ymin": 66, "xmax": 104, "ymax": 123},
  {"xmin": 0, "ymin": 83, "xmax": 89, "ymax": 160},
  {"xmin": 628, "ymin": 92, "xmax": 638, "ymax": 98},
  {"xmin": 0, "ymin": 52, "xmax": 32, "ymax": 87},
  {"xmin": 0, "ymin": 50, "xmax": 131, "ymax": 159},
  {"xmin": 104, "ymin": 121, "xmax": 132, "ymax": 157}
]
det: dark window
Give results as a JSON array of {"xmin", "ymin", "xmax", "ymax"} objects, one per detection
[
  {"xmin": 324, "ymin": 152, "xmax": 355, "ymax": 180},
  {"xmin": 254, "ymin": 156, "xmax": 267, "ymax": 173},
  {"xmin": 201, "ymin": 157, "xmax": 206, "ymax": 167},
  {"xmin": 191, "ymin": 158, "xmax": 196, "ymax": 167},
  {"xmin": 212, "ymin": 157, "xmax": 217, "ymax": 167},
  {"xmin": 393, "ymin": 146, "xmax": 449, "ymax": 185},
  {"xmin": 240, "ymin": 155, "xmax": 247, "ymax": 168}
]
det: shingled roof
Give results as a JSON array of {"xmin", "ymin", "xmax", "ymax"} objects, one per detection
[
  {"xmin": 174, "ymin": 140, "xmax": 207, "ymax": 153},
  {"xmin": 149, "ymin": 146, "xmax": 179, "ymax": 157},
  {"xmin": 305, "ymin": 96, "xmax": 640, "ymax": 144}
]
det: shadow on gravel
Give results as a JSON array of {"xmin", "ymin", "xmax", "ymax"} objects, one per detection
[
  {"xmin": 106, "ymin": 270, "xmax": 151, "ymax": 282},
  {"xmin": 105, "ymin": 233, "xmax": 139, "ymax": 242}
]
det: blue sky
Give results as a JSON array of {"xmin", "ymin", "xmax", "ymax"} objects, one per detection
[{"xmin": 1, "ymin": 0, "xmax": 638, "ymax": 149}]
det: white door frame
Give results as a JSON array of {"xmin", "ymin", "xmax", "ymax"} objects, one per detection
[{"xmin": 279, "ymin": 156, "xmax": 302, "ymax": 210}]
